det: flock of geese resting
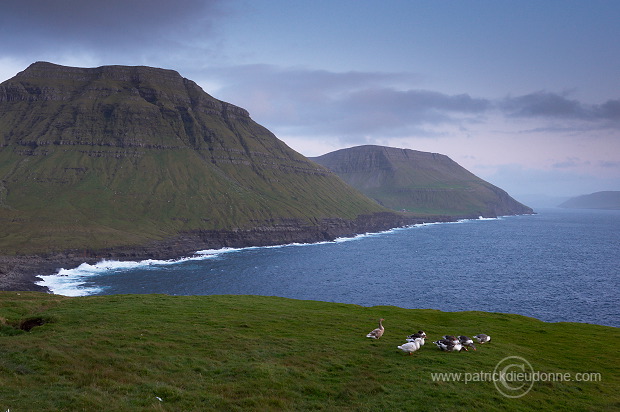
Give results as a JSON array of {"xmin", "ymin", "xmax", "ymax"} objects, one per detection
[{"xmin": 365, "ymin": 318, "xmax": 491, "ymax": 355}]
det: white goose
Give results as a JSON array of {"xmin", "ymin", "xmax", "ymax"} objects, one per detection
[
  {"xmin": 366, "ymin": 318, "xmax": 385, "ymax": 339},
  {"xmin": 398, "ymin": 337, "xmax": 422, "ymax": 355}
]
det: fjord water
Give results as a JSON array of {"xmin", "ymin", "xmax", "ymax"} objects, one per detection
[{"xmin": 39, "ymin": 208, "xmax": 619, "ymax": 327}]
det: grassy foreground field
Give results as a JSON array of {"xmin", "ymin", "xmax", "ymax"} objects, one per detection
[{"xmin": 0, "ymin": 292, "xmax": 618, "ymax": 411}]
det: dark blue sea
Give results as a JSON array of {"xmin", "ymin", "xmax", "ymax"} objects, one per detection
[{"xmin": 38, "ymin": 208, "xmax": 620, "ymax": 327}]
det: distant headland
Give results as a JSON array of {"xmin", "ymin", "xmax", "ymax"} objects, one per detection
[{"xmin": 559, "ymin": 191, "xmax": 620, "ymax": 210}]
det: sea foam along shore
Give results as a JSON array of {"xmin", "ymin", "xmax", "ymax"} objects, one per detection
[
  {"xmin": 35, "ymin": 249, "xmax": 237, "ymax": 296},
  {"xmin": 36, "ymin": 216, "xmax": 501, "ymax": 297}
]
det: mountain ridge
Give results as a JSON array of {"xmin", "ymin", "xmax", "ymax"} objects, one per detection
[
  {"xmin": 0, "ymin": 62, "xmax": 413, "ymax": 258},
  {"xmin": 558, "ymin": 191, "xmax": 620, "ymax": 210},
  {"xmin": 311, "ymin": 145, "xmax": 533, "ymax": 217}
]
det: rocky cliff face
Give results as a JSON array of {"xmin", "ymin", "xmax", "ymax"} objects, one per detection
[
  {"xmin": 1, "ymin": 62, "xmax": 302, "ymax": 169},
  {"xmin": 0, "ymin": 62, "xmax": 397, "ymax": 255},
  {"xmin": 311, "ymin": 145, "xmax": 534, "ymax": 217}
]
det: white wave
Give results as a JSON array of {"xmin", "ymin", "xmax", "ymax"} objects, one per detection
[
  {"xmin": 195, "ymin": 246, "xmax": 246, "ymax": 255},
  {"xmin": 334, "ymin": 233, "xmax": 373, "ymax": 243},
  {"xmin": 334, "ymin": 224, "xmax": 419, "ymax": 242},
  {"xmin": 413, "ymin": 221, "xmax": 447, "ymax": 227},
  {"xmin": 37, "ymin": 275, "xmax": 97, "ymax": 297},
  {"xmin": 37, "ymin": 262, "xmax": 107, "ymax": 297},
  {"xmin": 36, "ymin": 251, "xmax": 232, "ymax": 296}
]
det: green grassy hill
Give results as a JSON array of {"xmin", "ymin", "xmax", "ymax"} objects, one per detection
[
  {"xmin": 0, "ymin": 63, "xmax": 387, "ymax": 254},
  {"xmin": 311, "ymin": 145, "xmax": 533, "ymax": 217},
  {"xmin": 1, "ymin": 292, "xmax": 617, "ymax": 410}
]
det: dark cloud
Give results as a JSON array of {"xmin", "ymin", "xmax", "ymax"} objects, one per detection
[
  {"xmin": 1, "ymin": 0, "xmax": 224, "ymax": 59},
  {"xmin": 501, "ymin": 92, "xmax": 620, "ymax": 124},
  {"xmin": 502, "ymin": 92, "xmax": 585, "ymax": 118},
  {"xmin": 599, "ymin": 160, "xmax": 620, "ymax": 169},
  {"xmin": 319, "ymin": 88, "xmax": 489, "ymax": 138},
  {"xmin": 552, "ymin": 158, "xmax": 590, "ymax": 169},
  {"xmin": 201, "ymin": 65, "xmax": 489, "ymax": 140},
  {"xmin": 596, "ymin": 99, "xmax": 620, "ymax": 121},
  {"xmin": 198, "ymin": 66, "xmax": 620, "ymax": 146},
  {"xmin": 339, "ymin": 88, "xmax": 489, "ymax": 119},
  {"xmin": 202, "ymin": 64, "xmax": 418, "ymax": 97}
]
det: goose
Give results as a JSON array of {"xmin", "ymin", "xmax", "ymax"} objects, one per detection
[
  {"xmin": 458, "ymin": 335, "xmax": 476, "ymax": 350},
  {"xmin": 437, "ymin": 335, "xmax": 459, "ymax": 346},
  {"xmin": 406, "ymin": 330, "xmax": 427, "ymax": 342},
  {"xmin": 398, "ymin": 337, "xmax": 422, "ymax": 355},
  {"xmin": 433, "ymin": 339, "xmax": 447, "ymax": 350},
  {"xmin": 474, "ymin": 334, "xmax": 491, "ymax": 344},
  {"xmin": 406, "ymin": 333, "xmax": 425, "ymax": 345},
  {"xmin": 405, "ymin": 336, "xmax": 425, "ymax": 346},
  {"xmin": 433, "ymin": 338, "xmax": 464, "ymax": 352},
  {"xmin": 366, "ymin": 318, "xmax": 384, "ymax": 339}
]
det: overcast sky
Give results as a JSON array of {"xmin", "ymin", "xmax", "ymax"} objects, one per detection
[{"xmin": 2, "ymin": 0, "xmax": 619, "ymax": 202}]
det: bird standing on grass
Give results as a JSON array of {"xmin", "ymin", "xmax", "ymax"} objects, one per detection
[
  {"xmin": 458, "ymin": 335, "xmax": 477, "ymax": 350},
  {"xmin": 366, "ymin": 318, "xmax": 384, "ymax": 339},
  {"xmin": 398, "ymin": 337, "xmax": 422, "ymax": 355},
  {"xmin": 406, "ymin": 330, "xmax": 427, "ymax": 342},
  {"xmin": 433, "ymin": 336, "xmax": 465, "ymax": 352},
  {"xmin": 474, "ymin": 334, "xmax": 491, "ymax": 344}
]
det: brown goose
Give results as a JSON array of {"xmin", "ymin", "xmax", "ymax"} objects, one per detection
[{"xmin": 366, "ymin": 318, "xmax": 385, "ymax": 339}]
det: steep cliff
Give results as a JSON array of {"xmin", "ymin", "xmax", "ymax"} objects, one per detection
[
  {"xmin": 0, "ymin": 62, "xmax": 397, "ymax": 254},
  {"xmin": 311, "ymin": 145, "xmax": 533, "ymax": 217}
]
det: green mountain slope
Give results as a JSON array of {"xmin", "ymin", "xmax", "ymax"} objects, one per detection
[
  {"xmin": 311, "ymin": 145, "xmax": 533, "ymax": 216},
  {"xmin": 0, "ymin": 62, "xmax": 387, "ymax": 254},
  {"xmin": 559, "ymin": 191, "xmax": 620, "ymax": 210}
]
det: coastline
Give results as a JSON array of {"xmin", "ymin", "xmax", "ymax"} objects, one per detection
[
  {"xmin": 0, "ymin": 254, "xmax": 100, "ymax": 292},
  {"xmin": 1, "ymin": 212, "xmax": 463, "ymax": 293}
]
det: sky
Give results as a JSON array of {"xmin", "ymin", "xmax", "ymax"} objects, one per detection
[{"xmin": 1, "ymin": 0, "xmax": 619, "ymax": 204}]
